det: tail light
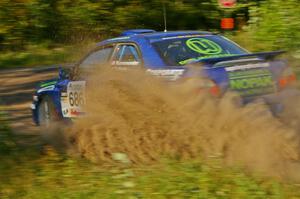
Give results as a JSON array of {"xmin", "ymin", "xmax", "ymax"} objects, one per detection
[
  {"xmin": 182, "ymin": 78, "xmax": 221, "ymax": 97},
  {"xmin": 278, "ymin": 67, "xmax": 297, "ymax": 89},
  {"xmin": 210, "ymin": 84, "xmax": 220, "ymax": 96},
  {"xmin": 199, "ymin": 79, "xmax": 220, "ymax": 97}
]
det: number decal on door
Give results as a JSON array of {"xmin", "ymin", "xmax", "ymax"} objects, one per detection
[
  {"xmin": 61, "ymin": 81, "xmax": 86, "ymax": 118},
  {"xmin": 69, "ymin": 91, "xmax": 85, "ymax": 107}
]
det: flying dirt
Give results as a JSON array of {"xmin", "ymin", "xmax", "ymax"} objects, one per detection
[{"xmin": 63, "ymin": 67, "xmax": 300, "ymax": 181}]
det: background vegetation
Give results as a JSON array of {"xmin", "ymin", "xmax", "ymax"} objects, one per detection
[{"xmin": 2, "ymin": 0, "xmax": 300, "ymax": 67}]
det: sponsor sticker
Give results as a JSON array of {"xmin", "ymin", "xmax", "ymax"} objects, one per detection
[
  {"xmin": 147, "ymin": 69, "xmax": 185, "ymax": 81},
  {"xmin": 229, "ymin": 76, "xmax": 273, "ymax": 90},
  {"xmin": 37, "ymin": 85, "xmax": 55, "ymax": 93},
  {"xmin": 186, "ymin": 38, "xmax": 223, "ymax": 55},
  {"xmin": 228, "ymin": 68, "xmax": 276, "ymax": 96},
  {"xmin": 225, "ymin": 63, "xmax": 269, "ymax": 72},
  {"xmin": 61, "ymin": 81, "xmax": 86, "ymax": 118}
]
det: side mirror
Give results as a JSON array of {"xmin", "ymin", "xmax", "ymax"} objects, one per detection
[{"xmin": 58, "ymin": 67, "xmax": 70, "ymax": 80}]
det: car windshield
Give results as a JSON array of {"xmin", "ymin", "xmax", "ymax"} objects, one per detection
[{"xmin": 152, "ymin": 35, "xmax": 248, "ymax": 66}]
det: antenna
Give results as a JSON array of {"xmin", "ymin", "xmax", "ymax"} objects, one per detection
[{"xmin": 163, "ymin": 2, "xmax": 167, "ymax": 32}]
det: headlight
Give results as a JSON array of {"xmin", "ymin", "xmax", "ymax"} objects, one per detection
[{"xmin": 33, "ymin": 95, "xmax": 38, "ymax": 101}]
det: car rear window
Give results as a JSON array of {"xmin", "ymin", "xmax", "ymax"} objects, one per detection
[{"xmin": 152, "ymin": 35, "xmax": 247, "ymax": 66}]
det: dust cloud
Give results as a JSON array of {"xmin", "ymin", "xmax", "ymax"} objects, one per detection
[{"xmin": 64, "ymin": 67, "xmax": 300, "ymax": 180}]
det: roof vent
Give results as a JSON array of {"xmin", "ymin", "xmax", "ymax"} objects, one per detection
[{"xmin": 120, "ymin": 29, "xmax": 156, "ymax": 36}]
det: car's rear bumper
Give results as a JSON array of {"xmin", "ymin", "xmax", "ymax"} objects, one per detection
[{"xmin": 244, "ymin": 88, "xmax": 300, "ymax": 115}]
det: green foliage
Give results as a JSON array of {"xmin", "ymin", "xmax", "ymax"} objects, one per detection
[
  {"xmin": 0, "ymin": 0, "xmax": 238, "ymax": 68},
  {"xmin": 0, "ymin": 0, "xmax": 225, "ymax": 50},
  {"xmin": 246, "ymin": 0, "xmax": 300, "ymax": 53},
  {"xmin": 1, "ymin": 1, "xmax": 300, "ymax": 66},
  {"xmin": 2, "ymin": 149, "xmax": 300, "ymax": 198},
  {"xmin": 0, "ymin": 113, "xmax": 17, "ymax": 155},
  {"xmin": 0, "ymin": 44, "xmax": 71, "ymax": 68}
]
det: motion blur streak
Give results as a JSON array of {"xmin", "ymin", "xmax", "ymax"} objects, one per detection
[{"xmin": 64, "ymin": 67, "xmax": 300, "ymax": 181}]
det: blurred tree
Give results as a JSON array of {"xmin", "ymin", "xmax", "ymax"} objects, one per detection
[
  {"xmin": 0, "ymin": 0, "xmax": 33, "ymax": 50},
  {"xmin": 246, "ymin": 0, "xmax": 300, "ymax": 52},
  {"xmin": 0, "ymin": 0, "xmax": 276, "ymax": 52}
]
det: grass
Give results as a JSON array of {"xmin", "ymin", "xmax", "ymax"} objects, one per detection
[
  {"xmin": 0, "ymin": 43, "xmax": 92, "ymax": 69},
  {"xmin": 1, "ymin": 113, "xmax": 300, "ymax": 199},
  {"xmin": 0, "ymin": 46, "xmax": 69, "ymax": 69}
]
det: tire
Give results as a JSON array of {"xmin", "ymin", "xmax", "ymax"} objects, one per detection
[
  {"xmin": 38, "ymin": 96, "xmax": 67, "ymax": 150},
  {"xmin": 38, "ymin": 96, "xmax": 60, "ymax": 128}
]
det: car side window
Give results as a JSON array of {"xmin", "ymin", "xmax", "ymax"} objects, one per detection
[
  {"xmin": 79, "ymin": 46, "xmax": 113, "ymax": 69},
  {"xmin": 112, "ymin": 44, "xmax": 141, "ymax": 66}
]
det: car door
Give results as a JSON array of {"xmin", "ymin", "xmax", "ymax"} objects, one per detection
[
  {"xmin": 78, "ymin": 45, "xmax": 114, "ymax": 72},
  {"xmin": 61, "ymin": 45, "xmax": 115, "ymax": 118}
]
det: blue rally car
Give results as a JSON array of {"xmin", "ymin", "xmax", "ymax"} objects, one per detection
[{"xmin": 31, "ymin": 29, "xmax": 297, "ymax": 126}]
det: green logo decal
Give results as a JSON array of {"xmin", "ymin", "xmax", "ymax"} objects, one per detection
[
  {"xmin": 229, "ymin": 76, "xmax": 273, "ymax": 90},
  {"xmin": 186, "ymin": 38, "xmax": 222, "ymax": 55}
]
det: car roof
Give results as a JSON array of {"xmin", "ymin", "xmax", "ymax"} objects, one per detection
[
  {"xmin": 96, "ymin": 30, "xmax": 214, "ymax": 46},
  {"xmin": 141, "ymin": 31, "xmax": 213, "ymax": 40}
]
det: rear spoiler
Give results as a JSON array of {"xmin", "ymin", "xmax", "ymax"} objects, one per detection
[{"xmin": 199, "ymin": 50, "xmax": 285, "ymax": 65}]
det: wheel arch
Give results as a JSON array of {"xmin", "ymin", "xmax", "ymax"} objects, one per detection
[{"xmin": 35, "ymin": 90, "xmax": 62, "ymax": 125}]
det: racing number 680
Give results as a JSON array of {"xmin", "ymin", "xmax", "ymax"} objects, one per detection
[{"xmin": 69, "ymin": 91, "xmax": 84, "ymax": 107}]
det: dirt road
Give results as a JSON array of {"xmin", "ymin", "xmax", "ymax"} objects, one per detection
[{"xmin": 0, "ymin": 66, "xmax": 58, "ymax": 134}]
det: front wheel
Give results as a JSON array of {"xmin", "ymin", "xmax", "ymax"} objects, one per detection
[
  {"xmin": 38, "ymin": 96, "xmax": 68, "ymax": 149},
  {"xmin": 38, "ymin": 96, "xmax": 60, "ymax": 127}
]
